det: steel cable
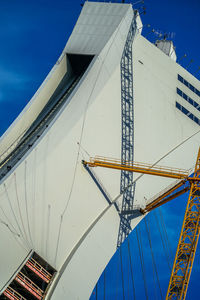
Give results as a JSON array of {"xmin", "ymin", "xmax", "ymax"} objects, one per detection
[
  {"xmin": 54, "ymin": 214, "xmax": 63, "ymax": 265},
  {"xmin": 4, "ymin": 182, "xmax": 24, "ymax": 242},
  {"xmin": 145, "ymin": 216, "xmax": 163, "ymax": 299},
  {"xmin": 158, "ymin": 207, "xmax": 173, "ymax": 263},
  {"xmin": 136, "ymin": 226, "xmax": 149, "ymax": 300},
  {"xmin": 115, "ymin": 250, "xmax": 121, "ymax": 300},
  {"xmin": 119, "ymin": 247, "xmax": 125, "ymax": 300},
  {"xmin": 0, "ymin": 206, "xmax": 28, "ymax": 251},
  {"xmin": 24, "ymin": 161, "xmax": 34, "ymax": 247},
  {"xmin": 127, "ymin": 237, "xmax": 136, "ymax": 300},
  {"xmin": 154, "ymin": 210, "xmax": 172, "ymax": 271},
  {"xmin": 14, "ymin": 173, "xmax": 30, "ymax": 248}
]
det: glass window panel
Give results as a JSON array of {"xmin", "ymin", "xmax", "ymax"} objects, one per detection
[
  {"xmin": 189, "ymin": 84, "xmax": 195, "ymax": 92},
  {"xmin": 178, "ymin": 74, "xmax": 200, "ymax": 98},
  {"xmin": 183, "ymin": 93, "xmax": 187, "ymax": 100},
  {"xmin": 177, "ymin": 88, "xmax": 182, "ymax": 96},
  {"xmin": 176, "ymin": 102, "xmax": 200, "ymax": 126},
  {"xmin": 178, "ymin": 74, "xmax": 183, "ymax": 82}
]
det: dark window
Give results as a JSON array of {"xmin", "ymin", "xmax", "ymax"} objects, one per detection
[
  {"xmin": 188, "ymin": 113, "xmax": 193, "ymax": 120},
  {"xmin": 182, "ymin": 92, "xmax": 187, "ymax": 100},
  {"xmin": 176, "ymin": 102, "xmax": 200, "ymax": 126},
  {"xmin": 182, "ymin": 105, "xmax": 188, "ymax": 115},
  {"xmin": 189, "ymin": 98, "xmax": 194, "ymax": 106},
  {"xmin": 176, "ymin": 88, "xmax": 200, "ymax": 112},
  {"xmin": 194, "ymin": 116, "xmax": 199, "ymax": 124},
  {"xmin": 177, "ymin": 88, "xmax": 182, "ymax": 96},
  {"xmin": 189, "ymin": 84, "xmax": 195, "ymax": 92},
  {"xmin": 178, "ymin": 74, "xmax": 183, "ymax": 83},
  {"xmin": 178, "ymin": 74, "xmax": 200, "ymax": 98}
]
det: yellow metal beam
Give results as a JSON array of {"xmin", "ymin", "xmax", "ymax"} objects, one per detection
[
  {"xmin": 83, "ymin": 152, "xmax": 200, "ymax": 298},
  {"xmin": 83, "ymin": 157, "xmax": 190, "ymax": 180},
  {"xmin": 142, "ymin": 181, "xmax": 190, "ymax": 213}
]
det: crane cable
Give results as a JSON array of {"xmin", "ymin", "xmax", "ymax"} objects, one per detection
[
  {"xmin": 14, "ymin": 173, "xmax": 30, "ymax": 247},
  {"xmin": 158, "ymin": 208, "xmax": 173, "ymax": 263},
  {"xmin": 24, "ymin": 160, "xmax": 34, "ymax": 247},
  {"xmin": 115, "ymin": 249, "xmax": 121, "ymax": 300},
  {"xmin": 145, "ymin": 218, "xmax": 158, "ymax": 300},
  {"xmin": 154, "ymin": 210, "xmax": 172, "ymax": 271},
  {"xmin": 155, "ymin": 212, "xmax": 172, "ymax": 273},
  {"xmin": 4, "ymin": 182, "xmax": 24, "ymax": 242},
  {"xmin": 136, "ymin": 226, "xmax": 149, "ymax": 299},
  {"xmin": 126, "ymin": 245, "xmax": 130, "ymax": 300},
  {"xmin": 120, "ymin": 247, "xmax": 125, "ymax": 300},
  {"xmin": 145, "ymin": 216, "xmax": 163, "ymax": 299},
  {"xmin": 104, "ymin": 270, "xmax": 106, "ymax": 300},
  {"xmin": 127, "ymin": 237, "xmax": 136, "ymax": 300}
]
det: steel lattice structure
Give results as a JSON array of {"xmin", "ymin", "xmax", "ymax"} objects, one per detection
[
  {"xmin": 166, "ymin": 148, "xmax": 200, "ymax": 300},
  {"xmin": 117, "ymin": 11, "xmax": 138, "ymax": 248}
]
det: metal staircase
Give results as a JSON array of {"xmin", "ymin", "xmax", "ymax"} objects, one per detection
[
  {"xmin": 117, "ymin": 11, "xmax": 138, "ymax": 248},
  {"xmin": 0, "ymin": 252, "xmax": 56, "ymax": 300}
]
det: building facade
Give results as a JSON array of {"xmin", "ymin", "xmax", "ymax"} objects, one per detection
[{"xmin": 0, "ymin": 2, "xmax": 200, "ymax": 299}]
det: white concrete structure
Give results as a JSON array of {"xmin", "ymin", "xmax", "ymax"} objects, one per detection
[
  {"xmin": 0, "ymin": 2, "xmax": 200, "ymax": 299},
  {"xmin": 155, "ymin": 39, "xmax": 177, "ymax": 61}
]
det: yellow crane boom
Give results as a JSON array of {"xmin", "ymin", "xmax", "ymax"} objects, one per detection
[
  {"xmin": 83, "ymin": 156, "xmax": 190, "ymax": 179},
  {"xmin": 166, "ymin": 148, "xmax": 200, "ymax": 300},
  {"xmin": 83, "ymin": 149, "xmax": 200, "ymax": 299}
]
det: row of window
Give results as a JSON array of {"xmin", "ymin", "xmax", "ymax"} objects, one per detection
[
  {"xmin": 178, "ymin": 74, "xmax": 200, "ymax": 97},
  {"xmin": 177, "ymin": 88, "xmax": 200, "ymax": 112},
  {"xmin": 176, "ymin": 102, "xmax": 200, "ymax": 126}
]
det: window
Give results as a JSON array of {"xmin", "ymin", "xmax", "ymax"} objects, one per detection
[
  {"xmin": 178, "ymin": 74, "xmax": 200, "ymax": 98},
  {"xmin": 176, "ymin": 102, "xmax": 200, "ymax": 126},
  {"xmin": 178, "ymin": 74, "xmax": 184, "ymax": 83},
  {"xmin": 176, "ymin": 88, "xmax": 200, "ymax": 112},
  {"xmin": 177, "ymin": 88, "xmax": 182, "ymax": 96}
]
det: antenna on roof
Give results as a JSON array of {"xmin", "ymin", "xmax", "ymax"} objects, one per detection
[
  {"xmin": 186, "ymin": 59, "xmax": 194, "ymax": 70},
  {"xmin": 144, "ymin": 28, "xmax": 155, "ymax": 38},
  {"xmin": 178, "ymin": 54, "xmax": 187, "ymax": 64},
  {"xmin": 138, "ymin": 23, "xmax": 150, "ymax": 31},
  {"xmin": 133, "ymin": 0, "xmax": 144, "ymax": 5},
  {"xmin": 163, "ymin": 33, "xmax": 168, "ymax": 40},
  {"xmin": 195, "ymin": 66, "xmax": 200, "ymax": 75},
  {"xmin": 138, "ymin": 6, "xmax": 146, "ymax": 15}
]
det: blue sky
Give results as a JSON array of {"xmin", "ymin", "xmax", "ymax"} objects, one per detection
[
  {"xmin": 0, "ymin": 0, "xmax": 200, "ymax": 136},
  {"xmin": 0, "ymin": 0, "xmax": 200, "ymax": 299}
]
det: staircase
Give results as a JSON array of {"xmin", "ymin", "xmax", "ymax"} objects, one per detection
[{"xmin": 0, "ymin": 252, "xmax": 56, "ymax": 300}]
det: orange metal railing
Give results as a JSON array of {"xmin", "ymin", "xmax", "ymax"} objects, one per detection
[
  {"xmin": 15, "ymin": 272, "xmax": 43, "ymax": 300},
  {"xmin": 84, "ymin": 156, "xmax": 190, "ymax": 180},
  {"xmin": 3, "ymin": 286, "xmax": 26, "ymax": 300},
  {"xmin": 26, "ymin": 258, "xmax": 52, "ymax": 283}
]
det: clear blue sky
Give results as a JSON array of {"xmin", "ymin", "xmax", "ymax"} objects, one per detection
[{"xmin": 0, "ymin": 0, "xmax": 200, "ymax": 299}]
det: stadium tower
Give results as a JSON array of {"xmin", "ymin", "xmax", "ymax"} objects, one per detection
[{"xmin": 0, "ymin": 2, "xmax": 200, "ymax": 299}]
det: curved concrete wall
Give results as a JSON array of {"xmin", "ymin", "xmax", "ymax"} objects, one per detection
[{"xmin": 0, "ymin": 2, "xmax": 200, "ymax": 300}]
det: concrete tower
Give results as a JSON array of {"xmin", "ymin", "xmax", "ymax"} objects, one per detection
[{"xmin": 0, "ymin": 2, "xmax": 200, "ymax": 299}]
